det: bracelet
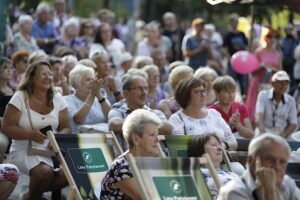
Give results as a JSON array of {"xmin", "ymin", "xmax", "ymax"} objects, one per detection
[
  {"xmin": 113, "ymin": 91, "xmax": 121, "ymax": 96},
  {"xmin": 98, "ymin": 98, "xmax": 106, "ymax": 104}
]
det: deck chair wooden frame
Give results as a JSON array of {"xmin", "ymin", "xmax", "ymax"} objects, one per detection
[
  {"xmin": 127, "ymin": 153, "xmax": 221, "ymax": 200},
  {"xmin": 47, "ymin": 131, "xmax": 115, "ymax": 200},
  {"xmin": 159, "ymin": 135, "xmax": 232, "ymax": 171}
]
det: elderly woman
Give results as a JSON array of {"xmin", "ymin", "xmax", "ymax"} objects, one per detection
[
  {"xmin": 158, "ymin": 65, "xmax": 193, "ymax": 118},
  {"xmin": 91, "ymin": 50, "xmax": 123, "ymax": 104},
  {"xmin": 194, "ymin": 67, "xmax": 218, "ymax": 106},
  {"xmin": 9, "ymin": 50, "xmax": 30, "ymax": 90},
  {"xmin": 101, "ymin": 109, "xmax": 161, "ymax": 199},
  {"xmin": 168, "ymin": 77, "xmax": 237, "ymax": 150},
  {"xmin": 187, "ymin": 134, "xmax": 239, "ymax": 200},
  {"xmin": 13, "ymin": 15, "xmax": 39, "ymax": 52},
  {"xmin": 55, "ymin": 17, "xmax": 86, "ymax": 59},
  {"xmin": 137, "ymin": 22, "xmax": 172, "ymax": 60},
  {"xmin": 64, "ymin": 64, "xmax": 111, "ymax": 133},
  {"xmin": 1, "ymin": 61, "xmax": 70, "ymax": 200},
  {"xmin": 142, "ymin": 64, "xmax": 168, "ymax": 109},
  {"xmin": 209, "ymin": 76, "xmax": 253, "ymax": 138}
]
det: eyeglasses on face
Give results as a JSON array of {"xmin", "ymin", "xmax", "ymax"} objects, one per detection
[
  {"xmin": 127, "ymin": 86, "xmax": 149, "ymax": 92},
  {"xmin": 192, "ymin": 88, "xmax": 207, "ymax": 96}
]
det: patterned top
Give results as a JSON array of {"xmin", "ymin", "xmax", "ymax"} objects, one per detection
[
  {"xmin": 169, "ymin": 109, "xmax": 236, "ymax": 144},
  {"xmin": 100, "ymin": 152, "xmax": 133, "ymax": 199},
  {"xmin": 13, "ymin": 32, "xmax": 39, "ymax": 52},
  {"xmin": 202, "ymin": 168, "xmax": 239, "ymax": 200},
  {"xmin": 0, "ymin": 163, "xmax": 19, "ymax": 183}
]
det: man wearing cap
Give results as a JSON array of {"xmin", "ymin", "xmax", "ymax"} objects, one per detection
[{"xmin": 255, "ymin": 70, "xmax": 297, "ymax": 138}]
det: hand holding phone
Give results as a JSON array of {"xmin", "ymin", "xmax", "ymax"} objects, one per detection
[{"xmin": 39, "ymin": 125, "xmax": 52, "ymax": 135}]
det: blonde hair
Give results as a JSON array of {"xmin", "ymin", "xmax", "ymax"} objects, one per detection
[{"xmin": 168, "ymin": 65, "xmax": 193, "ymax": 90}]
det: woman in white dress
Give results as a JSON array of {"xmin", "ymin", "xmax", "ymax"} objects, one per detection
[
  {"xmin": 1, "ymin": 60, "xmax": 70, "ymax": 200},
  {"xmin": 168, "ymin": 77, "xmax": 237, "ymax": 150}
]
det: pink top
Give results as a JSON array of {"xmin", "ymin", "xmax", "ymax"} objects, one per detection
[
  {"xmin": 254, "ymin": 48, "xmax": 281, "ymax": 81},
  {"xmin": 209, "ymin": 102, "xmax": 249, "ymax": 132}
]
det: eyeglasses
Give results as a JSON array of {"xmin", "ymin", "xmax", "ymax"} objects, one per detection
[
  {"xmin": 192, "ymin": 89, "xmax": 207, "ymax": 96},
  {"xmin": 128, "ymin": 86, "xmax": 149, "ymax": 92}
]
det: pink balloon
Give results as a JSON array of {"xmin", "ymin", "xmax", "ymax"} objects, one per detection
[{"xmin": 230, "ymin": 51, "xmax": 259, "ymax": 74}]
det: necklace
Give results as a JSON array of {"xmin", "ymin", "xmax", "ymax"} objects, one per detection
[{"xmin": 31, "ymin": 96, "xmax": 43, "ymax": 105}]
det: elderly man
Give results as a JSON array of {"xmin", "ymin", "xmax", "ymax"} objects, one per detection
[
  {"xmin": 218, "ymin": 133, "xmax": 300, "ymax": 200},
  {"xmin": 109, "ymin": 75, "xmax": 172, "ymax": 149},
  {"xmin": 31, "ymin": 3, "xmax": 58, "ymax": 54},
  {"xmin": 256, "ymin": 71, "xmax": 297, "ymax": 138}
]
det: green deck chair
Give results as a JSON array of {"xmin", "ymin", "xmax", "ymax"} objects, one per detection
[
  {"xmin": 127, "ymin": 153, "xmax": 220, "ymax": 200},
  {"xmin": 47, "ymin": 131, "xmax": 118, "ymax": 200}
]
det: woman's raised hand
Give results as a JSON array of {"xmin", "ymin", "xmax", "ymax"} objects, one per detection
[{"xmin": 91, "ymin": 78, "xmax": 104, "ymax": 96}]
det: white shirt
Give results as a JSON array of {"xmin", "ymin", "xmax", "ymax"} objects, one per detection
[
  {"xmin": 218, "ymin": 169, "xmax": 300, "ymax": 200},
  {"xmin": 168, "ymin": 109, "xmax": 236, "ymax": 145},
  {"xmin": 256, "ymin": 88, "xmax": 297, "ymax": 134}
]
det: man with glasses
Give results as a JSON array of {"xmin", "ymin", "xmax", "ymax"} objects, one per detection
[
  {"xmin": 255, "ymin": 71, "xmax": 297, "ymax": 138},
  {"xmin": 108, "ymin": 75, "xmax": 172, "ymax": 149}
]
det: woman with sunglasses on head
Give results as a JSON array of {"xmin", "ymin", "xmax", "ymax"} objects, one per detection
[
  {"xmin": 246, "ymin": 28, "xmax": 282, "ymax": 125},
  {"xmin": 168, "ymin": 77, "xmax": 237, "ymax": 151},
  {"xmin": 9, "ymin": 50, "xmax": 30, "ymax": 90},
  {"xmin": 1, "ymin": 60, "xmax": 71, "ymax": 200}
]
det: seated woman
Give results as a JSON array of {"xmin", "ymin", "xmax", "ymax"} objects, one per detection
[
  {"xmin": 209, "ymin": 76, "xmax": 253, "ymax": 138},
  {"xmin": 187, "ymin": 134, "xmax": 239, "ymax": 200},
  {"xmin": 158, "ymin": 65, "xmax": 193, "ymax": 118},
  {"xmin": 101, "ymin": 109, "xmax": 162, "ymax": 199},
  {"xmin": 64, "ymin": 64, "xmax": 111, "ymax": 133},
  {"xmin": 194, "ymin": 67, "xmax": 218, "ymax": 106},
  {"xmin": 0, "ymin": 163, "xmax": 19, "ymax": 199},
  {"xmin": 0, "ymin": 57, "xmax": 14, "ymax": 162},
  {"xmin": 1, "ymin": 61, "xmax": 71, "ymax": 200},
  {"xmin": 169, "ymin": 77, "xmax": 237, "ymax": 150},
  {"xmin": 142, "ymin": 64, "xmax": 168, "ymax": 109}
]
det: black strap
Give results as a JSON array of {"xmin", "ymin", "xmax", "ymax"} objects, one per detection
[{"xmin": 178, "ymin": 113, "xmax": 187, "ymax": 135}]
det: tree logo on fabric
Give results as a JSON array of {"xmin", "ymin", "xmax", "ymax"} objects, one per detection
[
  {"xmin": 82, "ymin": 152, "xmax": 92, "ymax": 164},
  {"xmin": 169, "ymin": 179, "xmax": 182, "ymax": 194}
]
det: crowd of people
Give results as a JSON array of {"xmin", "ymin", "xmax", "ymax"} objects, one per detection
[{"xmin": 0, "ymin": 0, "xmax": 300, "ymax": 199}]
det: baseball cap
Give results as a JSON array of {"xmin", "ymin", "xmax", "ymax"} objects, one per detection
[{"xmin": 271, "ymin": 70, "xmax": 290, "ymax": 82}]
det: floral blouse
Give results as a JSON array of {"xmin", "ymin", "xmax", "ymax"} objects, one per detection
[
  {"xmin": 202, "ymin": 168, "xmax": 239, "ymax": 200},
  {"xmin": 100, "ymin": 152, "xmax": 133, "ymax": 199}
]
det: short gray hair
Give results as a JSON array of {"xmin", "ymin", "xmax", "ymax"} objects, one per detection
[
  {"xmin": 248, "ymin": 133, "xmax": 291, "ymax": 158},
  {"xmin": 18, "ymin": 15, "xmax": 33, "ymax": 26},
  {"xmin": 68, "ymin": 64, "xmax": 95, "ymax": 88},
  {"xmin": 168, "ymin": 65, "xmax": 193, "ymax": 89},
  {"xmin": 36, "ymin": 2, "xmax": 50, "ymax": 14},
  {"xmin": 123, "ymin": 109, "xmax": 162, "ymax": 149},
  {"xmin": 194, "ymin": 67, "xmax": 218, "ymax": 80}
]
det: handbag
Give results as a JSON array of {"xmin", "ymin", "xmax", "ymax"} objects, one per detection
[{"xmin": 24, "ymin": 93, "xmax": 55, "ymax": 158}]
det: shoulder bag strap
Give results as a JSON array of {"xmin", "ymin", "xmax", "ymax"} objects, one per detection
[
  {"xmin": 24, "ymin": 93, "xmax": 54, "ymax": 157},
  {"xmin": 178, "ymin": 112, "xmax": 187, "ymax": 135}
]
